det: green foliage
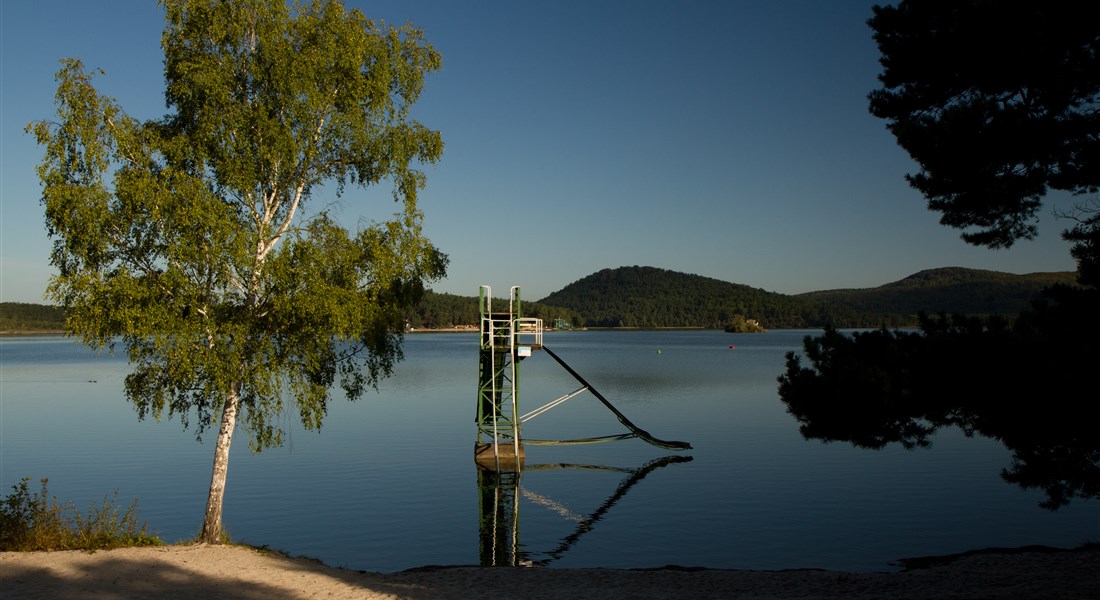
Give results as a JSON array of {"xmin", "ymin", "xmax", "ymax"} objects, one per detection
[
  {"xmin": 27, "ymin": 0, "xmax": 447, "ymax": 542},
  {"xmin": 27, "ymin": 0, "xmax": 446, "ymax": 448},
  {"xmin": 0, "ymin": 303, "xmax": 66, "ymax": 332},
  {"xmin": 1, "ymin": 478, "xmax": 162, "ymax": 551},
  {"xmin": 868, "ymin": 1, "xmax": 1100, "ymax": 248}
]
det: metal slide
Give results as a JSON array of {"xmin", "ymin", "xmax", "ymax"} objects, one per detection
[{"xmin": 541, "ymin": 346, "xmax": 692, "ymax": 451}]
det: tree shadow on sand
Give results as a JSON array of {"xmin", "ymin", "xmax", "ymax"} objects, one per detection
[{"xmin": 0, "ymin": 549, "xmax": 437, "ymax": 600}]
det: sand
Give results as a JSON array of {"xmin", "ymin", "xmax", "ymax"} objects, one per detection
[{"xmin": 2, "ymin": 544, "xmax": 1097, "ymax": 599}]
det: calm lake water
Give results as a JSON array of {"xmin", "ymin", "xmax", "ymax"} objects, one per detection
[{"xmin": 1, "ymin": 330, "xmax": 1095, "ymax": 572}]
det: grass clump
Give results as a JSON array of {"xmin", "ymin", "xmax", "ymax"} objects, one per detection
[{"xmin": 0, "ymin": 477, "xmax": 163, "ymax": 551}]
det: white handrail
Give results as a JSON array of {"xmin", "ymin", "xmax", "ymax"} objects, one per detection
[{"xmin": 515, "ymin": 317, "xmax": 543, "ymax": 347}]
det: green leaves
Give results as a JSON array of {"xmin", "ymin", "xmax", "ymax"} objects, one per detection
[
  {"xmin": 161, "ymin": 0, "xmax": 443, "ymax": 215},
  {"xmin": 31, "ymin": 0, "xmax": 447, "ymax": 453}
]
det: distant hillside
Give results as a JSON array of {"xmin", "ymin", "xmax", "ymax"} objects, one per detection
[
  {"xmin": 797, "ymin": 267, "xmax": 1077, "ymax": 317},
  {"xmin": 0, "ymin": 302, "xmax": 65, "ymax": 332},
  {"xmin": 537, "ymin": 266, "xmax": 820, "ymax": 329}
]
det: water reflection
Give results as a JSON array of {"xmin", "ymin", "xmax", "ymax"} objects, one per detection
[
  {"xmin": 476, "ymin": 455, "xmax": 693, "ymax": 567},
  {"xmin": 778, "ymin": 319, "xmax": 1100, "ymax": 510}
]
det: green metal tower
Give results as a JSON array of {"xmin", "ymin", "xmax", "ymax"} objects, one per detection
[{"xmin": 475, "ymin": 285, "xmax": 542, "ymax": 470}]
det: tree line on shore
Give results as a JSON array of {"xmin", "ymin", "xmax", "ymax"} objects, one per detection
[
  {"xmin": 5, "ymin": 265, "xmax": 1075, "ymax": 333},
  {"xmin": 0, "ymin": 303, "xmax": 66, "ymax": 332},
  {"xmin": 404, "ymin": 292, "xmax": 582, "ymax": 330}
]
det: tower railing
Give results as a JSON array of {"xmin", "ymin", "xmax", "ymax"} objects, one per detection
[
  {"xmin": 476, "ymin": 285, "xmax": 542, "ymax": 470},
  {"xmin": 514, "ymin": 317, "xmax": 543, "ymax": 350}
]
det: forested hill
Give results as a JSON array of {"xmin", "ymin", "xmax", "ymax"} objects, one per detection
[
  {"xmin": 537, "ymin": 266, "xmax": 819, "ymax": 329},
  {"xmin": 536, "ymin": 265, "xmax": 1076, "ymax": 329},
  {"xmin": 797, "ymin": 267, "xmax": 1078, "ymax": 317}
]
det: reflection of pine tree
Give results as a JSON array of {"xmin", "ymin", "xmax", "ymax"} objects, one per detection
[{"xmin": 779, "ymin": 291, "xmax": 1100, "ymax": 509}]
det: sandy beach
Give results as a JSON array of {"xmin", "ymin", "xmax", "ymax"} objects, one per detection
[{"xmin": 2, "ymin": 544, "xmax": 1097, "ymax": 599}]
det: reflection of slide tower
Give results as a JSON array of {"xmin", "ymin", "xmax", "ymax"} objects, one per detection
[
  {"xmin": 477, "ymin": 468, "xmax": 521, "ymax": 566},
  {"xmin": 477, "ymin": 457, "xmax": 694, "ymax": 566},
  {"xmin": 475, "ymin": 285, "xmax": 542, "ymax": 469}
]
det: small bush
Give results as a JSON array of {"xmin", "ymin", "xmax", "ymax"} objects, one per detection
[{"xmin": 0, "ymin": 478, "xmax": 163, "ymax": 551}]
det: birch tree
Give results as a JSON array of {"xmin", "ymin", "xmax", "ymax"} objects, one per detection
[{"xmin": 27, "ymin": 0, "xmax": 446, "ymax": 543}]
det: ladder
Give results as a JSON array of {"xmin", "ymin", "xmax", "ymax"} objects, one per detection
[{"xmin": 475, "ymin": 285, "xmax": 542, "ymax": 469}]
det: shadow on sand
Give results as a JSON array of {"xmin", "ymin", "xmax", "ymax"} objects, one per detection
[{"xmin": 0, "ymin": 549, "xmax": 431, "ymax": 600}]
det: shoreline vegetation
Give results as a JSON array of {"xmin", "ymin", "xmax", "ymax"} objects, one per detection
[
  {"xmin": 5, "ymin": 476, "xmax": 1093, "ymax": 596},
  {"xmin": 3, "ymin": 266, "xmax": 1077, "ymax": 335},
  {"xmin": 4, "ymin": 477, "xmax": 1091, "ymax": 590},
  {"xmin": 0, "ymin": 478, "xmax": 163, "ymax": 553},
  {"xmin": 2, "ymin": 543, "xmax": 1097, "ymax": 599}
]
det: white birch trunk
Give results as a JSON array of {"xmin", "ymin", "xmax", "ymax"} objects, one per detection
[{"xmin": 200, "ymin": 381, "xmax": 241, "ymax": 543}]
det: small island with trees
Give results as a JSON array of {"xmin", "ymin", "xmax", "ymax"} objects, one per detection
[{"xmin": 723, "ymin": 315, "xmax": 766, "ymax": 333}]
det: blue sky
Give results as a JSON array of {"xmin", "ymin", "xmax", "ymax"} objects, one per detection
[{"xmin": 0, "ymin": 1, "xmax": 1079, "ymax": 304}]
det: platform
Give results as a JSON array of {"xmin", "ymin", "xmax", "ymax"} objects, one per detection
[{"xmin": 474, "ymin": 442, "xmax": 525, "ymax": 471}]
